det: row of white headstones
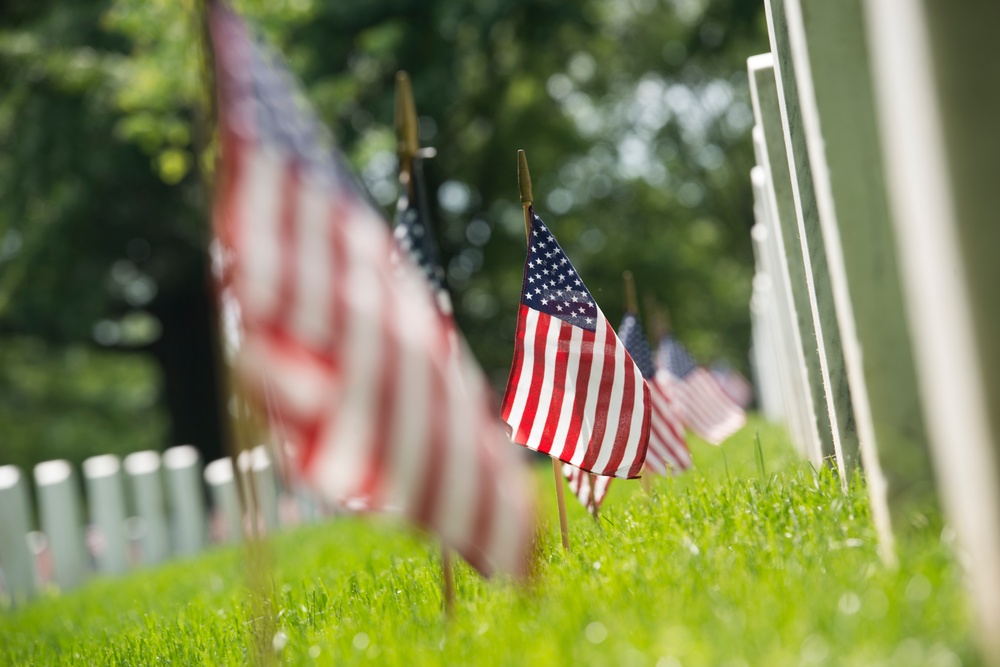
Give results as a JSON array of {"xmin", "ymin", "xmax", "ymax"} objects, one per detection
[
  {"xmin": 745, "ymin": 0, "xmax": 1000, "ymax": 664},
  {"xmin": 0, "ymin": 446, "xmax": 323, "ymax": 603}
]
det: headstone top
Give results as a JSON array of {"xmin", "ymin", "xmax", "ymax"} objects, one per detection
[
  {"xmin": 34, "ymin": 460, "xmax": 72, "ymax": 486},
  {"xmin": 748, "ymin": 52, "xmax": 775, "ymax": 72},
  {"xmin": 163, "ymin": 445, "xmax": 200, "ymax": 470},
  {"xmin": 124, "ymin": 451, "xmax": 161, "ymax": 475},
  {"xmin": 0, "ymin": 464, "xmax": 21, "ymax": 489},
  {"xmin": 83, "ymin": 454, "xmax": 121, "ymax": 479},
  {"xmin": 204, "ymin": 457, "xmax": 235, "ymax": 485}
]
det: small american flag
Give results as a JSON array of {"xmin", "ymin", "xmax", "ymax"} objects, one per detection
[
  {"xmin": 501, "ymin": 208, "xmax": 650, "ymax": 478},
  {"xmin": 657, "ymin": 335, "xmax": 745, "ymax": 445},
  {"xmin": 562, "ymin": 465, "xmax": 611, "ymax": 519},
  {"xmin": 208, "ymin": 3, "xmax": 534, "ymax": 578},
  {"xmin": 618, "ymin": 312, "xmax": 692, "ymax": 474},
  {"xmin": 710, "ymin": 362, "xmax": 755, "ymax": 409},
  {"xmin": 393, "ymin": 155, "xmax": 453, "ymax": 317}
]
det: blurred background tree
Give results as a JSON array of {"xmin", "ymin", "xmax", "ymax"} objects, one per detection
[{"xmin": 0, "ymin": 0, "xmax": 767, "ymax": 471}]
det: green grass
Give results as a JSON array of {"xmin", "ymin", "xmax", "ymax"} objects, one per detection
[{"xmin": 0, "ymin": 417, "xmax": 978, "ymax": 665}]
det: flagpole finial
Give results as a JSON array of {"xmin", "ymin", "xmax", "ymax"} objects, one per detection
[
  {"xmin": 623, "ymin": 270, "xmax": 639, "ymax": 314},
  {"xmin": 395, "ymin": 71, "xmax": 419, "ymax": 160},
  {"xmin": 517, "ymin": 149, "xmax": 533, "ymax": 205}
]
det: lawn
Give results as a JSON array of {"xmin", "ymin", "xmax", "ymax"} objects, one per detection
[{"xmin": 0, "ymin": 417, "xmax": 978, "ymax": 666}]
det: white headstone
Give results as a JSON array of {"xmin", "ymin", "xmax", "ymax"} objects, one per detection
[
  {"xmin": 123, "ymin": 451, "xmax": 170, "ymax": 565},
  {"xmin": 82, "ymin": 455, "xmax": 130, "ymax": 575},
  {"xmin": 0, "ymin": 465, "xmax": 37, "ymax": 602},
  {"xmin": 163, "ymin": 446, "xmax": 207, "ymax": 557},
  {"xmin": 204, "ymin": 457, "xmax": 243, "ymax": 543},
  {"xmin": 33, "ymin": 460, "xmax": 87, "ymax": 590},
  {"xmin": 864, "ymin": 0, "xmax": 1000, "ymax": 660},
  {"xmin": 748, "ymin": 56, "xmax": 827, "ymax": 465},
  {"xmin": 748, "ymin": 172, "xmax": 814, "ymax": 454}
]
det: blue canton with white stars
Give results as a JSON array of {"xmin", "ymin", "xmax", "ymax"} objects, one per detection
[
  {"xmin": 658, "ymin": 335, "xmax": 697, "ymax": 379},
  {"xmin": 223, "ymin": 8, "xmax": 363, "ymax": 196},
  {"xmin": 394, "ymin": 160, "xmax": 446, "ymax": 293},
  {"xmin": 522, "ymin": 209, "xmax": 598, "ymax": 332},
  {"xmin": 618, "ymin": 312, "xmax": 655, "ymax": 379}
]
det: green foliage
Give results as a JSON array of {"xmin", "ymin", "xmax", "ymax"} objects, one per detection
[
  {"xmin": 0, "ymin": 336, "xmax": 168, "ymax": 473},
  {"xmin": 0, "ymin": 418, "xmax": 978, "ymax": 665}
]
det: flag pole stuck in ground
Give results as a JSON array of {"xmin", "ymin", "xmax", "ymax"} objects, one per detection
[
  {"xmin": 393, "ymin": 70, "xmax": 453, "ymax": 615},
  {"xmin": 517, "ymin": 150, "xmax": 571, "ymax": 553}
]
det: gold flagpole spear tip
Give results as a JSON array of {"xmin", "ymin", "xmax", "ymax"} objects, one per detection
[
  {"xmin": 395, "ymin": 71, "xmax": 419, "ymax": 160},
  {"xmin": 517, "ymin": 149, "xmax": 533, "ymax": 205},
  {"xmin": 623, "ymin": 270, "xmax": 639, "ymax": 314}
]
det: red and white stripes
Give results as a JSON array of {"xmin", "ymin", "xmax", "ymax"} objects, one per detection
[
  {"xmin": 646, "ymin": 372, "xmax": 693, "ymax": 474},
  {"xmin": 502, "ymin": 305, "xmax": 651, "ymax": 479},
  {"xmin": 664, "ymin": 367, "xmax": 746, "ymax": 445},
  {"xmin": 209, "ymin": 4, "xmax": 535, "ymax": 578}
]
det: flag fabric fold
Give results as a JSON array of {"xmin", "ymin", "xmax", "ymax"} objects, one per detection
[
  {"xmin": 501, "ymin": 207, "xmax": 650, "ymax": 479},
  {"xmin": 618, "ymin": 312, "xmax": 692, "ymax": 475},
  {"xmin": 710, "ymin": 362, "xmax": 754, "ymax": 409},
  {"xmin": 657, "ymin": 335, "xmax": 746, "ymax": 445},
  {"xmin": 208, "ymin": 3, "xmax": 534, "ymax": 578}
]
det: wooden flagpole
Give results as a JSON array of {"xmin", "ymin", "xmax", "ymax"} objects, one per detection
[
  {"xmin": 518, "ymin": 149, "xmax": 571, "ymax": 552},
  {"xmin": 195, "ymin": 3, "xmax": 276, "ymax": 664},
  {"xmin": 623, "ymin": 271, "xmax": 652, "ymax": 495},
  {"xmin": 396, "ymin": 71, "xmax": 456, "ymax": 613}
]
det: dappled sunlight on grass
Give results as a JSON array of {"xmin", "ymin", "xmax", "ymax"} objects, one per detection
[{"xmin": 0, "ymin": 417, "xmax": 977, "ymax": 666}]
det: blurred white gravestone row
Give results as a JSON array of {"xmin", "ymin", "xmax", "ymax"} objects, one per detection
[
  {"xmin": 747, "ymin": 0, "xmax": 1000, "ymax": 663},
  {"xmin": 0, "ymin": 445, "xmax": 326, "ymax": 605}
]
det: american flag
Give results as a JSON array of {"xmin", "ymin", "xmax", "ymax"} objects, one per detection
[
  {"xmin": 618, "ymin": 312, "xmax": 692, "ymax": 474},
  {"xmin": 393, "ymin": 155, "xmax": 452, "ymax": 316},
  {"xmin": 501, "ymin": 208, "xmax": 650, "ymax": 478},
  {"xmin": 208, "ymin": 3, "xmax": 534, "ymax": 578},
  {"xmin": 562, "ymin": 464, "xmax": 611, "ymax": 519},
  {"xmin": 657, "ymin": 335, "xmax": 746, "ymax": 445},
  {"xmin": 710, "ymin": 362, "xmax": 755, "ymax": 409}
]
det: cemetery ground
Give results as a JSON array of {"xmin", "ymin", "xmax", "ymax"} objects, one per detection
[{"xmin": 0, "ymin": 417, "xmax": 977, "ymax": 666}]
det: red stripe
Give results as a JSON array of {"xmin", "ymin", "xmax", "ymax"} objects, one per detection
[
  {"xmin": 413, "ymin": 334, "xmax": 449, "ymax": 527},
  {"xmin": 560, "ymin": 327, "xmax": 595, "ymax": 464},
  {"xmin": 300, "ymin": 201, "xmax": 350, "ymax": 471},
  {"xmin": 580, "ymin": 321, "xmax": 619, "ymax": 472},
  {"xmin": 625, "ymin": 381, "xmax": 651, "ymax": 478},
  {"xmin": 501, "ymin": 304, "xmax": 529, "ymax": 424},
  {"xmin": 537, "ymin": 321, "xmax": 573, "ymax": 455},
  {"xmin": 605, "ymin": 337, "xmax": 643, "ymax": 475},
  {"xmin": 514, "ymin": 312, "xmax": 550, "ymax": 445}
]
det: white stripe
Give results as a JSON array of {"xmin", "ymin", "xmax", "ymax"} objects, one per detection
[
  {"xmin": 310, "ymin": 213, "xmax": 387, "ymax": 499},
  {"xmin": 617, "ymin": 362, "xmax": 648, "ymax": 477},
  {"xmin": 434, "ymin": 368, "xmax": 478, "ymax": 553},
  {"xmin": 237, "ymin": 149, "xmax": 284, "ymax": 320},
  {"xmin": 547, "ymin": 325, "xmax": 583, "ymax": 461},
  {"xmin": 504, "ymin": 309, "xmax": 538, "ymax": 441},
  {"xmin": 571, "ymin": 317, "xmax": 608, "ymax": 468},
  {"xmin": 525, "ymin": 319, "xmax": 562, "ymax": 451},
  {"xmin": 291, "ymin": 184, "xmax": 332, "ymax": 348},
  {"xmin": 592, "ymin": 322, "xmax": 627, "ymax": 475},
  {"xmin": 484, "ymin": 441, "xmax": 529, "ymax": 574},
  {"xmin": 383, "ymin": 298, "xmax": 433, "ymax": 512}
]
